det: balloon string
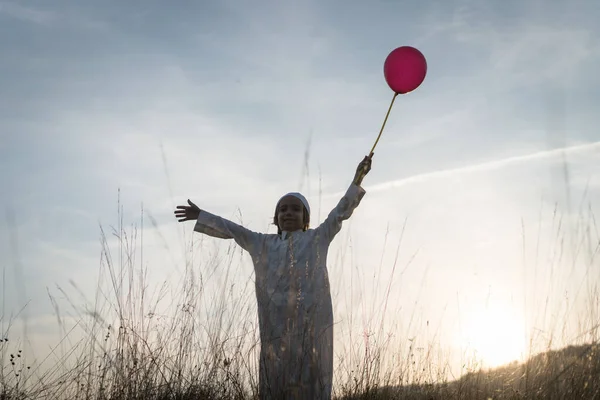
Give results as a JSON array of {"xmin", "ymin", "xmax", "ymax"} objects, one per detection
[{"xmin": 369, "ymin": 92, "xmax": 399, "ymax": 157}]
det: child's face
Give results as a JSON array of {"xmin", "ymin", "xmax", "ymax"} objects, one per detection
[{"xmin": 276, "ymin": 196, "xmax": 305, "ymax": 232}]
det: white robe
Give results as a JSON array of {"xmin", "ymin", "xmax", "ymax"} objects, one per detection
[{"xmin": 194, "ymin": 183, "xmax": 366, "ymax": 399}]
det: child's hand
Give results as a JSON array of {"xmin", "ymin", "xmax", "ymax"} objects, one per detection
[
  {"xmin": 174, "ymin": 199, "xmax": 201, "ymax": 222},
  {"xmin": 353, "ymin": 155, "xmax": 373, "ymax": 186}
]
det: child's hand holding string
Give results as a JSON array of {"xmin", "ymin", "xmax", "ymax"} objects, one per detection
[
  {"xmin": 353, "ymin": 154, "xmax": 373, "ymax": 186},
  {"xmin": 174, "ymin": 199, "xmax": 201, "ymax": 222}
]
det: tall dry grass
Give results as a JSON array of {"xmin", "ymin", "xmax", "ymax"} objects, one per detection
[{"xmin": 2, "ymin": 171, "xmax": 599, "ymax": 400}]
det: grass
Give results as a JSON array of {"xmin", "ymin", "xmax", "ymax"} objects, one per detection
[{"xmin": 2, "ymin": 177, "xmax": 599, "ymax": 399}]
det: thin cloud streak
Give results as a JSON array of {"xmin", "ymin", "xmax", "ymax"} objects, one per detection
[
  {"xmin": 0, "ymin": 2, "xmax": 57, "ymax": 25},
  {"xmin": 326, "ymin": 140, "xmax": 600, "ymax": 198}
]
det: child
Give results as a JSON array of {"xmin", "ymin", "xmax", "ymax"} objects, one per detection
[{"xmin": 174, "ymin": 155, "xmax": 372, "ymax": 399}]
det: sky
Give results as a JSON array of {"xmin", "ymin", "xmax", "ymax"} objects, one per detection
[{"xmin": 1, "ymin": 0, "xmax": 599, "ymax": 387}]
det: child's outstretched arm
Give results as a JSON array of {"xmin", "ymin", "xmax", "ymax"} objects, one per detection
[
  {"xmin": 175, "ymin": 199, "xmax": 261, "ymax": 253},
  {"xmin": 316, "ymin": 155, "xmax": 372, "ymax": 242}
]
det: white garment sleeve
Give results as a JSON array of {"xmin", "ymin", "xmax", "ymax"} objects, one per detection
[
  {"xmin": 194, "ymin": 210, "xmax": 262, "ymax": 253},
  {"xmin": 316, "ymin": 183, "xmax": 366, "ymax": 243}
]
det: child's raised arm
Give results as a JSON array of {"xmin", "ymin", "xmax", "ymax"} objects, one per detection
[
  {"xmin": 175, "ymin": 199, "xmax": 262, "ymax": 253},
  {"xmin": 316, "ymin": 155, "xmax": 372, "ymax": 242}
]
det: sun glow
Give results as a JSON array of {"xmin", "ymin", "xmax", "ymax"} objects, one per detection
[{"xmin": 456, "ymin": 303, "xmax": 527, "ymax": 368}]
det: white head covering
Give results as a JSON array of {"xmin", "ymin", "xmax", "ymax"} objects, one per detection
[{"xmin": 276, "ymin": 192, "xmax": 310, "ymax": 215}]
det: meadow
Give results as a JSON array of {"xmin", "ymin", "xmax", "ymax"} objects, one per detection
[{"xmin": 2, "ymin": 188, "xmax": 598, "ymax": 400}]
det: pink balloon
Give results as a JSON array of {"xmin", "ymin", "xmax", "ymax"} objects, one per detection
[{"xmin": 383, "ymin": 46, "xmax": 427, "ymax": 94}]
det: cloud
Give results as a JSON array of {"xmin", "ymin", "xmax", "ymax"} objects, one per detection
[
  {"xmin": 418, "ymin": 0, "xmax": 599, "ymax": 91},
  {"xmin": 0, "ymin": 2, "xmax": 57, "ymax": 25},
  {"xmin": 325, "ymin": 140, "xmax": 600, "ymax": 198}
]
